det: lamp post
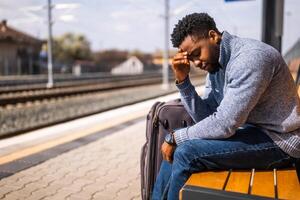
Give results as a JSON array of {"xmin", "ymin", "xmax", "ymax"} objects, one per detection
[
  {"xmin": 47, "ymin": 0, "xmax": 54, "ymax": 88},
  {"xmin": 162, "ymin": 0, "xmax": 170, "ymax": 90},
  {"xmin": 262, "ymin": 0, "xmax": 284, "ymax": 53}
]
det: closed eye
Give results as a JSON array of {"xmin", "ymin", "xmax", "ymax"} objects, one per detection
[{"xmin": 189, "ymin": 50, "xmax": 200, "ymax": 61}]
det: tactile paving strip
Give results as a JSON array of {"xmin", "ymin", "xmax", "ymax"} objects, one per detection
[{"xmin": 0, "ymin": 116, "xmax": 144, "ymax": 180}]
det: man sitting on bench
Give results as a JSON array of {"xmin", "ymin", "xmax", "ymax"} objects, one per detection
[{"xmin": 152, "ymin": 13, "xmax": 300, "ymax": 200}]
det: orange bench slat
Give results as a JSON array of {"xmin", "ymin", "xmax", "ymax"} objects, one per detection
[
  {"xmin": 183, "ymin": 168, "xmax": 299, "ymax": 199},
  {"xmin": 277, "ymin": 169, "xmax": 300, "ymax": 200},
  {"xmin": 250, "ymin": 170, "xmax": 275, "ymax": 198},
  {"xmin": 224, "ymin": 170, "xmax": 251, "ymax": 194},
  {"xmin": 185, "ymin": 171, "xmax": 229, "ymax": 190}
]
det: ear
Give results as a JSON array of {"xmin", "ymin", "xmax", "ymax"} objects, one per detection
[{"xmin": 208, "ymin": 30, "xmax": 221, "ymax": 44}]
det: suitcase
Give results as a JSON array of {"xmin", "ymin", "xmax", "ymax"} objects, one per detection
[{"xmin": 140, "ymin": 99, "xmax": 194, "ymax": 200}]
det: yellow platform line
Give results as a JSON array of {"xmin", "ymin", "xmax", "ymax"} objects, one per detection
[{"xmin": 0, "ymin": 109, "xmax": 148, "ymax": 165}]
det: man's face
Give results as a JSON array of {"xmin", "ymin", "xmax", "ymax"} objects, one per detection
[{"xmin": 179, "ymin": 31, "xmax": 221, "ymax": 73}]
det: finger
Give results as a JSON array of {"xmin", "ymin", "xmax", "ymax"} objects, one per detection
[
  {"xmin": 172, "ymin": 60, "xmax": 189, "ymax": 67},
  {"xmin": 173, "ymin": 53, "xmax": 188, "ymax": 60},
  {"xmin": 166, "ymin": 156, "xmax": 172, "ymax": 163},
  {"xmin": 178, "ymin": 49, "xmax": 188, "ymax": 55},
  {"xmin": 172, "ymin": 60, "xmax": 190, "ymax": 66},
  {"xmin": 166, "ymin": 155, "xmax": 172, "ymax": 163},
  {"xmin": 173, "ymin": 59, "xmax": 189, "ymax": 64},
  {"xmin": 175, "ymin": 51, "xmax": 188, "ymax": 57},
  {"xmin": 173, "ymin": 56, "xmax": 188, "ymax": 62},
  {"xmin": 162, "ymin": 152, "xmax": 167, "ymax": 161},
  {"xmin": 165, "ymin": 156, "xmax": 171, "ymax": 163}
]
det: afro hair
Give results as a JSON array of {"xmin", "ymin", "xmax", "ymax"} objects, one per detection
[{"xmin": 171, "ymin": 13, "xmax": 219, "ymax": 48}]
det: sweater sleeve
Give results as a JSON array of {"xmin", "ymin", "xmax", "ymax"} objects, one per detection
[
  {"xmin": 176, "ymin": 75, "xmax": 218, "ymax": 123},
  {"xmin": 174, "ymin": 52, "xmax": 274, "ymax": 145}
]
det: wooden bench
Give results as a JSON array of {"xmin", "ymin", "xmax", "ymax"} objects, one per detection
[
  {"xmin": 180, "ymin": 67, "xmax": 300, "ymax": 200},
  {"xmin": 180, "ymin": 168, "xmax": 300, "ymax": 200}
]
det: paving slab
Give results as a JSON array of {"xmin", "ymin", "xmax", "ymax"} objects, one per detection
[
  {"xmin": 0, "ymin": 120, "xmax": 146, "ymax": 200},
  {"xmin": 0, "ymin": 86, "xmax": 205, "ymax": 200}
]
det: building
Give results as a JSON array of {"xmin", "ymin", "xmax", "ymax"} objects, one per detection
[
  {"xmin": 72, "ymin": 60, "xmax": 97, "ymax": 76},
  {"xmin": 111, "ymin": 56, "xmax": 144, "ymax": 75},
  {"xmin": 0, "ymin": 20, "xmax": 43, "ymax": 75}
]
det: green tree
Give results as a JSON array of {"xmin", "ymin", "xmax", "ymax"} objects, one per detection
[{"xmin": 52, "ymin": 33, "xmax": 92, "ymax": 64}]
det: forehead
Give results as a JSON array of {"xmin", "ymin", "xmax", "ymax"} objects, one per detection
[
  {"xmin": 179, "ymin": 35, "xmax": 205, "ymax": 54},
  {"xmin": 179, "ymin": 35, "xmax": 196, "ymax": 53}
]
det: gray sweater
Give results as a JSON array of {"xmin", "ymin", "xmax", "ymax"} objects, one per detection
[{"xmin": 174, "ymin": 31, "xmax": 300, "ymax": 158}]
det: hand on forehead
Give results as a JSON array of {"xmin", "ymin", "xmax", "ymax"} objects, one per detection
[{"xmin": 178, "ymin": 48, "xmax": 187, "ymax": 53}]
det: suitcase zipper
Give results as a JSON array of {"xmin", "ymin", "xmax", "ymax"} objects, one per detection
[
  {"xmin": 152, "ymin": 102, "xmax": 165, "ymax": 128},
  {"xmin": 153, "ymin": 103, "xmax": 185, "ymax": 128}
]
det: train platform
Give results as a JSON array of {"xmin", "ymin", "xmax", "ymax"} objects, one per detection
[{"xmin": 0, "ymin": 86, "xmax": 204, "ymax": 200}]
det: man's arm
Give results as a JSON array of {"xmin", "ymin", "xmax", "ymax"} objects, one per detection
[
  {"xmin": 171, "ymin": 49, "xmax": 218, "ymax": 122},
  {"xmin": 161, "ymin": 50, "xmax": 218, "ymax": 163},
  {"xmin": 174, "ymin": 52, "xmax": 274, "ymax": 145},
  {"xmin": 177, "ymin": 74, "xmax": 218, "ymax": 123}
]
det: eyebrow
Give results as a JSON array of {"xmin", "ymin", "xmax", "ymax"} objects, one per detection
[
  {"xmin": 186, "ymin": 49, "xmax": 193, "ymax": 57},
  {"xmin": 189, "ymin": 47, "xmax": 198, "ymax": 56}
]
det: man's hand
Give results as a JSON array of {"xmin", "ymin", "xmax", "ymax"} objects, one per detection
[
  {"xmin": 161, "ymin": 141, "xmax": 176, "ymax": 163},
  {"xmin": 172, "ymin": 49, "xmax": 190, "ymax": 82}
]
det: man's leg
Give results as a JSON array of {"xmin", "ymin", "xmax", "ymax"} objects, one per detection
[
  {"xmin": 152, "ymin": 161, "xmax": 172, "ymax": 200},
  {"xmin": 155, "ymin": 125, "xmax": 294, "ymax": 200}
]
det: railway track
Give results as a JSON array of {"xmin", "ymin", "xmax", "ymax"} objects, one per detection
[
  {"xmin": 0, "ymin": 76, "xmax": 162, "ymax": 106},
  {"xmin": 0, "ymin": 73, "xmax": 205, "ymax": 107},
  {"xmin": 0, "ymin": 74, "xmax": 206, "ymax": 138},
  {"xmin": 0, "ymin": 72, "xmax": 162, "ymax": 93}
]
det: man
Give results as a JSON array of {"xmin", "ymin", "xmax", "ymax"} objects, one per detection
[{"xmin": 152, "ymin": 13, "xmax": 300, "ymax": 200}]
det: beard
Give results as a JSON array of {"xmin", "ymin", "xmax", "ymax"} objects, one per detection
[
  {"xmin": 207, "ymin": 63, "xmax": 221, "ymax": 74},
  {"xmin": 207, "ymin": 44, "xmax": 221, "ymax": 73}
]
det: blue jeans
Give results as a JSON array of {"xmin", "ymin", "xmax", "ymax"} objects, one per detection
[{"xmin": 152, "ymin": 124, "xmax": 294, "ymax": 200}]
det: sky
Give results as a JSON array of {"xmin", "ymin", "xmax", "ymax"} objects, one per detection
[{"xmin": 0, "ymin": 0, "xmax": 299, "ymax": 54}]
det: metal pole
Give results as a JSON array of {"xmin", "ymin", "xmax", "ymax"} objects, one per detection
[
  {"xmin": 261, "ymin": 0, "xmax": 284, "ymax": 53},
  {"xmin": 275, "ymin": 0, "xmax": 284, "ymax": 53},
  {"xmin": 47, "ymin": 0, "xmax": 54, "ymax": 88},
  {"xmin": 162, "ymin": 0, "xmax": 169, "ymax": 90}
]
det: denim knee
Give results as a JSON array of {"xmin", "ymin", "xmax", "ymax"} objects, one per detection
[{"xmin": 173, "ymin": 142, "xmax": 194, "ymax": 166}]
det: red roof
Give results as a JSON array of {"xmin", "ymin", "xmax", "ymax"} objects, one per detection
[{"xmin": 0, "ymin": 20, "xmax": 43, "ymax": 45}]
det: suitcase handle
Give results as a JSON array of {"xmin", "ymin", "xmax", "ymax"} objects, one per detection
[{"xmin": 160, "ymin": 119, "xmax": 188, "ymax": 133}]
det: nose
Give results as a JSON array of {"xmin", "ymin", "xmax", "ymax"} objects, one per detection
[{"xmin": 194, "ymin": 60, "xmax": 201, "ymax": 66}]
